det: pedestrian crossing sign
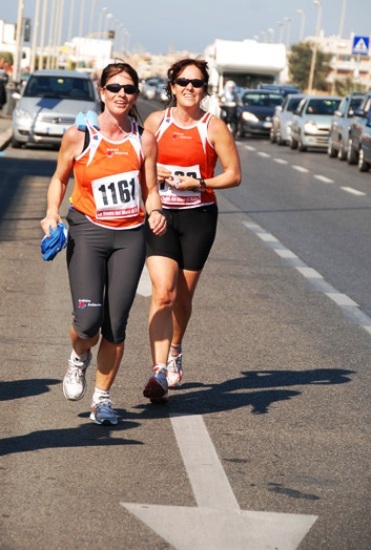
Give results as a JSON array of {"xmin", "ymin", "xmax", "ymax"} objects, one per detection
[{"xmin": 352, "ymin": 35, "xmax": 370, "ymax": 55}]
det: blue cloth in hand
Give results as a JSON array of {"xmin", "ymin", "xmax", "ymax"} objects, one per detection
[{"xmin": 41, "ymin": 222, "xmax": 68, "ymax": 261}]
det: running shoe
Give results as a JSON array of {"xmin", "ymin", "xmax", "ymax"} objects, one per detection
[
  {"xmin": 143, "ymin": 366, "xmax": 169, "ymax": 403},
  {"xmin": 90, "ymin": 399, "xmax": 118, "ymax": 425},
  {"xmin": 62, "ymin": 351, "xmax": 92, "ymax": 401},
  {"xmin": 166, "ymin": 353, "xmax": 183, "ymax": 388}
]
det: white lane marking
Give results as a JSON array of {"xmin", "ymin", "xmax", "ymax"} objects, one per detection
[
  {"xmin": 121, "ymin": 414, "xmax": 317, "ymax": 550},
  {"xmin": 257, "ymin": 152, "xmax": 271, "ymax": 158},
  {"xmin": 274, "ymin": 158, "xmax": 288, "ymax": 164},
  {"xmin": 258, "ymin": 233, "xmax": 279, "ymax": 242},
  {"xmin": 292, "ymin": 165, "xmax": 309, "ymax": 173},
  {"xmin": 314, "ymin": 175, "xmax": 334, "ymax": 183},
  {"xmin": 276, "ymin": 249, "xmax": 299, "ymax": 259},
  {"xmin": 136, "ymin": 265, "xmax": 152, "ymax": 297},
  {"xmin": 326, "ymin": 293, "xmax": 359, "ymax": 307},
  {"xmin": 296, "ymin": 267, "xmax": 323, "ymax": 279},
  {"xmin": 245, "ymin": 145, "xmax": 256, "ymax": 151},
  {"xmin": 171, "ymin": 414, "xmax": 239, "ymax": 510},
  {"xmin": 341, "ymin": 186, "xmax": 366, "ymax": 196},
  {"xmin": 243, "ymin": 219, "xmax": 371, "ymax": 336}
]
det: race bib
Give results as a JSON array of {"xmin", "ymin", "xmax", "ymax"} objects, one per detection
[
  {"xmin": 159, "ymin": 163, "xmax": 202, "ymax": 207},
  {"xmin": 91, "ymin": 170, "xmax": 141, "ymax": 219}
]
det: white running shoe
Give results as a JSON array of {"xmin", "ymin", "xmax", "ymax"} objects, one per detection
[
  {"xmin": 90, "ymin": 399, "xmax": 118, "ymax": 425},
  {"xmin": 167, "ymin": 354, "xmax": 183, "ymax": 388},
  {"xmin": 63, "ymin": 352, "xmax": 92, "ymax": 401},
  {"xmin": 143, "ymin": 366, "xmax": 169, "ymax": 403}
]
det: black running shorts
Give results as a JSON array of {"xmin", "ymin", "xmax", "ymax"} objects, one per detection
[{"xmin": 145, "ymin": 204, "xmax": 218, "ymax": 271}]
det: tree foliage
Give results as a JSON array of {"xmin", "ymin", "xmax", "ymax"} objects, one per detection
[{"xmin": 288, "ymin": 42, "xmax": 331, "ymax": 92}]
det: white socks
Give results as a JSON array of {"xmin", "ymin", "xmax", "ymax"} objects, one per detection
[{"xmin": 92, "ymin": 388, "xmax": 110, "ymax": 403}]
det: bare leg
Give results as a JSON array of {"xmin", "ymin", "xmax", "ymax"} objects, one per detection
[
  {"xmin": 70, "ymin": 325, "xmax": 99, "ymax": 356},
  {"xmin": 95, "ymin": 337, "xmax": 125, "ymax": 391},
  {"xmin": 171, "ymin": 268, "xmax": 202, "ymax": 348},
  {"xmin": 146, "ymin": 255, "xmax": 178, "ymax": 365}
]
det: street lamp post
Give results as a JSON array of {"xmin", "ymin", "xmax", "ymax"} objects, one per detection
[
  {"xmin": 13, "ymin": 0, "xmax": 25, "ymax": 82},
  {"xmin": 307, "ymin": 0, "xmax": 322, "ymax": 93},
  {"xmin": 277, "ymin": 21, "xmax": 284, "ymax": 44},
  {"xmin": 284, "ymin": 17, "xmax": 292, "ymax": 49},
  {"xmin": 296, "ymin": 9, "xmax": 306, "ymax": 42},
  {"xmin": 98, "ymin": 7, "xmax": 108, "ymax": 39},
  {"xmin": 30, "ymin": 0, "xmax": 41, "ymax": 73}
]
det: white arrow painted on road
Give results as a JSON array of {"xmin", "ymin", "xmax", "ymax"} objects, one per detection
[{"xmin": 121, "ymin": 414, "xmax": 317, "ymax": 549}]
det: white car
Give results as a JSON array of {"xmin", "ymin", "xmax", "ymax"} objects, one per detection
[
  {"xmin": 290, "ymin": 95, "xmax": 342, "ymax": 152},
  {"xmin": 11, "ymin": 69, "xmax": 100, "ymax": 148},
  {"xmin": 270, "ymin": 93, "xmax": 306, "ymax": 145}
]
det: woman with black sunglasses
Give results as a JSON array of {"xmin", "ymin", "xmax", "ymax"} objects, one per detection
[
  {"xmin": 40, "ymin": 62, "xmax": 166, "ymax": 425},
  {"xmin": 143, "ymin": 58, "xmax": 241, "ymax": 403}
]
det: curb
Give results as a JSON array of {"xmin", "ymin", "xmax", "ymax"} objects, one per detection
[{"xmin": 0, "ymin": 128, "xmax": 12, "ymax": 151}]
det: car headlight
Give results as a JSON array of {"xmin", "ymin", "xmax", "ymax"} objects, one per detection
[
  {"xmin": 303, "ymin": 120, "xmax": 318, "ymax": 133},
  {"xmin": 13, "ymin": 108, "xmax": 33, "ymax": 120},
  {"xmin": 242, "ymin": 111, "xmax": 259, "ymax": 123}
]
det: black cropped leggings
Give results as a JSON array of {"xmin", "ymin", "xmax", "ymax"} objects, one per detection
[{"xmin": 66, "ymin": 208, "xmax": 146, "ymax": 344}]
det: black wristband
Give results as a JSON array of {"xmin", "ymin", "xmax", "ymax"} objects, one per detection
[
  {"xmin": 148, "ymin": 208, "xmax": 164, "ymax": 218},
  {"xmin": 198, "ymin": 178, "xmax": 207, "ymax": 190}
]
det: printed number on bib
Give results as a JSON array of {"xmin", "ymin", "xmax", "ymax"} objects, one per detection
[
  {"xmin": 160, "ymin": 163, "xmax": 202, "ymax": 207},
  {"xmin": 92, "ymin": 170, "xmax": 141, "ymax": 220}
]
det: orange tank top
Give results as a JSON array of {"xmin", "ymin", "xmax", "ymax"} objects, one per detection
[
  {"xmin": 155, "ymin": 107, "xmax": 218, "ymax": 209},
  {"xmin": 71, "ymin": 118, "xmax": 145, "ymax": 229}
]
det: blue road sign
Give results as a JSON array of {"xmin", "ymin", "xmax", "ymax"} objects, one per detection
[{"xmin": 352, "ymin": 35, "xmax": 370, "ymax": 55}]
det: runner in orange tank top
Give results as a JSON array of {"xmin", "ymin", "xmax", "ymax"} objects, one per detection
[
  {"xmin": 143, "ymin": 58, "xmax": 241, "ymax": 403},
  {"xmin": 41, "ymin": 62, "xmax": 166, "ymax": 424}
]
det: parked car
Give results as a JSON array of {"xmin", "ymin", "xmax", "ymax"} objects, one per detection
[
  {"xmin": 327, "ymin": 92, "xmax": 365, "ymax": 160},
  {"xmin": 11, "ymin": 69, "xmax": 99, "ymax": 148},
  {"xmin": 270, "ymin": 93, "xmax": 306, "ymax": 145},
  {"xmin": 141, "ymin": 76, "xmax": 166, "ymax": 100},
  {"xmin": 357, "ymin": 118, "xmax": 371, "ymax": 172},
  {"xmin": 236, "ymin": 89, "xmax": 284, "ymax": 138},
  {"xmin": 290, "ymin": 95, "xmax": 342, "ymax": 152},
  {"xmin": 257, "ymin": 83, "xmax": 301, "ymax": 97},
  {"xmin": 154, "ymin": 79, "xmax": 168, "ymax": 103},
  {"xmin": 347, "ymin": 92, "xmax": 371, "ymax": 165}
]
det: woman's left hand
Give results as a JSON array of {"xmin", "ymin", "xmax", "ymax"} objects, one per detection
[{"xmin": 166, "ymin": 176, "xmax": 200, "ymax": 191}]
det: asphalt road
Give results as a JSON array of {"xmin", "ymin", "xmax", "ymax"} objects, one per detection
[{"xmin": 0, "ymin": 109, "xmax": 370, "ymax": 550}]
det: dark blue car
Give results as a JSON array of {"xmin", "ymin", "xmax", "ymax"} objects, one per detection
[{"xmin": 237, "ymin": 90, "xmax": 284, "ymax": 138}]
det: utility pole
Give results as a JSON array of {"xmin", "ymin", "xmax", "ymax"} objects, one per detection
[{"xmin": 13, "ymin": 0, "xmax": 25, "ymax": 83}]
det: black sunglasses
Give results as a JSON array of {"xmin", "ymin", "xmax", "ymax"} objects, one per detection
[
  {"xmin": 104, "ymin": 83, "xmax": 138, "ymax": 94},
  {"xmin": 174, "ymin": 78, "xmax": 205, "ymax": 88}
]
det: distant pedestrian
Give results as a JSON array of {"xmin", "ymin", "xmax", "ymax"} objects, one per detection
[
  {"xmin": 142, "ymin": 58, "xmax": 241, "ymax": 403},
  {"xmin": 40, "ymin": 61, "xmax": 166, "ymax": 425}
]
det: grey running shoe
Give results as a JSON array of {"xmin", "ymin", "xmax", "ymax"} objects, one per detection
[
  {"xmin": 143, "ymin": 366, "xmax": 169, "ymax": 403},
  {"xmin": 63, "ymin": 352, "xmax": 92, "ymax": 401},
  {"xmin": 90, "ymin": 399, "xmax": 118, "ymax": 425},
  {"xmin": 166, "ymin": 353, "xmax": 183, "ymax": 388}
]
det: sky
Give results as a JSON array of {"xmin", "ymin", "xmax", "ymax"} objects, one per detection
[{"xmin": 1, "ymin": 0, "xmax": 371, "ymax": 55}]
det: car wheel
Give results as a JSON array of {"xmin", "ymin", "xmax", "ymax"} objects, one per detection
[
  {"xmin": 358, "ymin": 148, "xmax": 370, "ymax": 172},
  {"xmin": 327, "ymin": 138, "xmax": 337, "ymax": 158},
  {"xmin": 337, "ymin": 139, "xmax": 346, "ymax": 161},
  {"xmin": 347, "ymin": 138, "xmax": 358, "ymax": 165},
  {"xmin": 290, "ymin": 137, "xmax": 298, "ymax": 150},
  {"xmin": 11, "ymin": 136, "xmax": 22, "ymax": 149},
  {"xmin": 276, "ymin": 131, "xmax": 285, "ymax": 145},
  {"xmin": 298, "ymin": 135, "xmax": 307, "ymax": 152},
  {"xmin": 238, "ymin": 125, "xmax": 245, "ymax": 139}
]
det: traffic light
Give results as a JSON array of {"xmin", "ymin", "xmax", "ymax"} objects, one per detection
[{"xmin": 23, "ymin": 18, "xmax": 31, "ymax": 42}]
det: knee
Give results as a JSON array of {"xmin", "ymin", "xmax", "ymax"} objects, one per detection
[{"xmin": 152, "ymin": 285, "xmax": 176, "ymax": 309}]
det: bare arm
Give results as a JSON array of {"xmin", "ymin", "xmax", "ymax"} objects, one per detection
[
  {"xmin": 140, "ymin": 127, "xmax": 167, "ymax": 236},
  {"xmin": 144, "ymin": 110, "xmax": 173, "ymax": 183}
]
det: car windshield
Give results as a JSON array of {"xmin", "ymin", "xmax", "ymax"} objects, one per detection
[
  {"xmin": 24, "ymin": 75, "xmax": 95, "ymax": 101},
  {"xmin": 242, "ymin": 93, "xmax": 283, "ymax": 108},
  {"xmin": 306, "ymin": 98, "xmax": 341, "ymax": 115},
  {"xmin": 287, "ymin": 97, "xmax": 303, "ymax": 112}
]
